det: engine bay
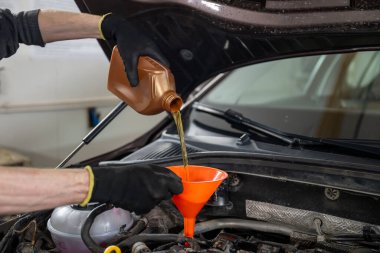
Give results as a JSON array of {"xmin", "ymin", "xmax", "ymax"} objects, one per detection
[
  {"xmin": 2, "ymin": 129, "xmax": 380, "ymax": 253},
  {"xmin": 1, "ymin": 161, "xmax": 379, "ymax": 253}
]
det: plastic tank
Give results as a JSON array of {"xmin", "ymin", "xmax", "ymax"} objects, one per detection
[{"xmin": 47, "ymin": 204, "xmax": 133, "ymax": 253}]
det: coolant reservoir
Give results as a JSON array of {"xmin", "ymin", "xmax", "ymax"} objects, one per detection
[
  {"xmin": 108, "ymin": 47, "xmax": 182, "ymax": 115},
  {"xmin": 47, "ymin": 204, "xmax": 133, "ymax": 253}
]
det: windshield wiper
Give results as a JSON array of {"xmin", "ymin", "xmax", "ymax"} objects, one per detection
[
  {"xmin": 193, "ymin": 102, "xmax": 295, "ymax": 145},
  {"xmin": 192, "ymin": 102, "xmax": 380, "ymax": 159}
]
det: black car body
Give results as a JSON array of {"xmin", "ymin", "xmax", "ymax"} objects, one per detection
[{"xmin": 1, "ymin": 1, "xmax": 380, "ymax": 252}]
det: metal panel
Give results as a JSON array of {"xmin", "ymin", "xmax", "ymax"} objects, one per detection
[{"xmin": 246, "ymin": 199, "xmax": 380, "ymax": 234}]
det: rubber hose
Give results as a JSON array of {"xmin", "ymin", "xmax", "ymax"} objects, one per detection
[
  {"xmin": 118, "ymin": 234, "xmax": 182, "ymax": 248},
  {"xmin": 81, "ymin": 203, "xmax": 113, "ymax": 253},
  {"xmin": 119, "ymin": 219, "xmax": 295, "ymax": 249},
  {"xmin": 109, "ymin": 218, "xmax": 148, "ymax": 245},
  {"xmin": 193, "ymin": 218, "xmax": 294, "ymax": 236},
  {"xmin": 126, "ymin": 218, "xmax": 148, "ymax": 237}
]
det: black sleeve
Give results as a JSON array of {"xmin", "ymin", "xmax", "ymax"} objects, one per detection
[{"xmin": 0, "ymin": 9, "xmax": 45, "ymax": 60}]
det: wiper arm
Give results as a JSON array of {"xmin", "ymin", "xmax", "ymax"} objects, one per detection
[
  {"xmin": 192, "ymin": 102, "xmax": 380, "ymax": 159},
  {"xmin": 193, "ymin": 102, "xmax": 295, "ymax": 145}
]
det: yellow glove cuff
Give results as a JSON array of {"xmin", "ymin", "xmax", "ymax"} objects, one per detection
[
  {"xmin": 98, "ymin": 13, "xmax": 112, "ymax": 40},
  {"xmin": 80, "ymin": 166, "xmax": 95, "ymax": 207}
]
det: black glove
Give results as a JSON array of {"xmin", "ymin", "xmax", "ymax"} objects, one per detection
[
  {"xmin": 100, "ymin": 14, "xmax": 170, "ymax": 87},
  {"xmin": 85, "ymin": 164, "xmax": 183, "ymax": 215}
]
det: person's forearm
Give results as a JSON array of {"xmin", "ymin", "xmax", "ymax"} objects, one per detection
[
  {"xmin": 0, "ymin": 166, "xmax": 89, "ymax": 215},
  {"xmin": 38, "ymin": 9, "xmax": 102, "ymax": 43}
]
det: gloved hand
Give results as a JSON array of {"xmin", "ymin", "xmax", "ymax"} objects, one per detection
[
  {"xmin": 100, "ymin": 13, "xmax": 170, "ymax": 87},
  {"xmin": 81, "ymin": 164, "xmax": 183, "ymax": 215}
]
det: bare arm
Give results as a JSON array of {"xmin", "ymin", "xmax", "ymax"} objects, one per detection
[
  {"xmin": 0, "ymin": 167, "xmax": 89, "ymax": 215},
  {"xmin": 38, "ymin": 9, "xmax": 102, "ymax": 43}
]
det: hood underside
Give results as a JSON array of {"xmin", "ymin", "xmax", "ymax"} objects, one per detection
[{"xmin": 74, "ymin": 0, "xmax": 380, "ymax": 98}]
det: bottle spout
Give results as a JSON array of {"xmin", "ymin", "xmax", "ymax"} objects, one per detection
[{"xmin": 162, "ymin": 92, "xmax": 183, "ymax": 113}]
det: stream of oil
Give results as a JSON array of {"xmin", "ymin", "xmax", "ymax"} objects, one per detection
[
  {"xmin": 173, "ymin": 111, "xmax": 196, "ymax": 244},
  {"xmin": 172, "ymin": 111, "xmax": 189, "ymax": 181}
]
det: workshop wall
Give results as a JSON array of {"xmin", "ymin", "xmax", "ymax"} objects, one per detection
[{"xmin": 0, "ymin": 0, "xmax": 165, "ymax": 166}]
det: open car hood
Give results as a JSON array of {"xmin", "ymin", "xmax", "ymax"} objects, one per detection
[{"xmin": 74, "ymin": 0, "xmax": 380, "ymax": 99}]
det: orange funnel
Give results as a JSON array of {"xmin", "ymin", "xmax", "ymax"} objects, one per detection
[{"xmin": 167, "ymin": 165, "xmax": 228, "ymax": 238}]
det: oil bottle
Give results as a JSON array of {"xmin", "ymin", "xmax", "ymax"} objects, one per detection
[
  {"xmin": 108, "ymin": 46, "xmax": 189, "ymax": 170},
  {"xmin": 108, "ymin": 47, "xmax": 182, "ymax": 115}
]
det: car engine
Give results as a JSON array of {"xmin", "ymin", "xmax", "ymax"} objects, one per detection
[
  {"xmin": 1, "ymin": 152, "xmax": 380, "ymax": 253},
  {"xmin": 1, "ymin": 176, "xmax": 379, "ymax": 253}
]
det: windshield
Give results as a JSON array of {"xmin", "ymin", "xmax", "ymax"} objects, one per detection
[{"xmin": 199, "ymin": 51, "xmax": 380, "ymax": 140}]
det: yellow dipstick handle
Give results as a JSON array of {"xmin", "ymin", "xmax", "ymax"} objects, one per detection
[{"xmin": 104, "ymin": 245, "xmax": 121, "ymax": 253}]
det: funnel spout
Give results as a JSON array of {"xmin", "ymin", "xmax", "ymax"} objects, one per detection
[
  {"xmin": 184, "ymin": 217, "xmax": 196, "ymax": 238},
  {"xmin": 167, "ymin": 165, "xmax": 228, "ymax": 238}
]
